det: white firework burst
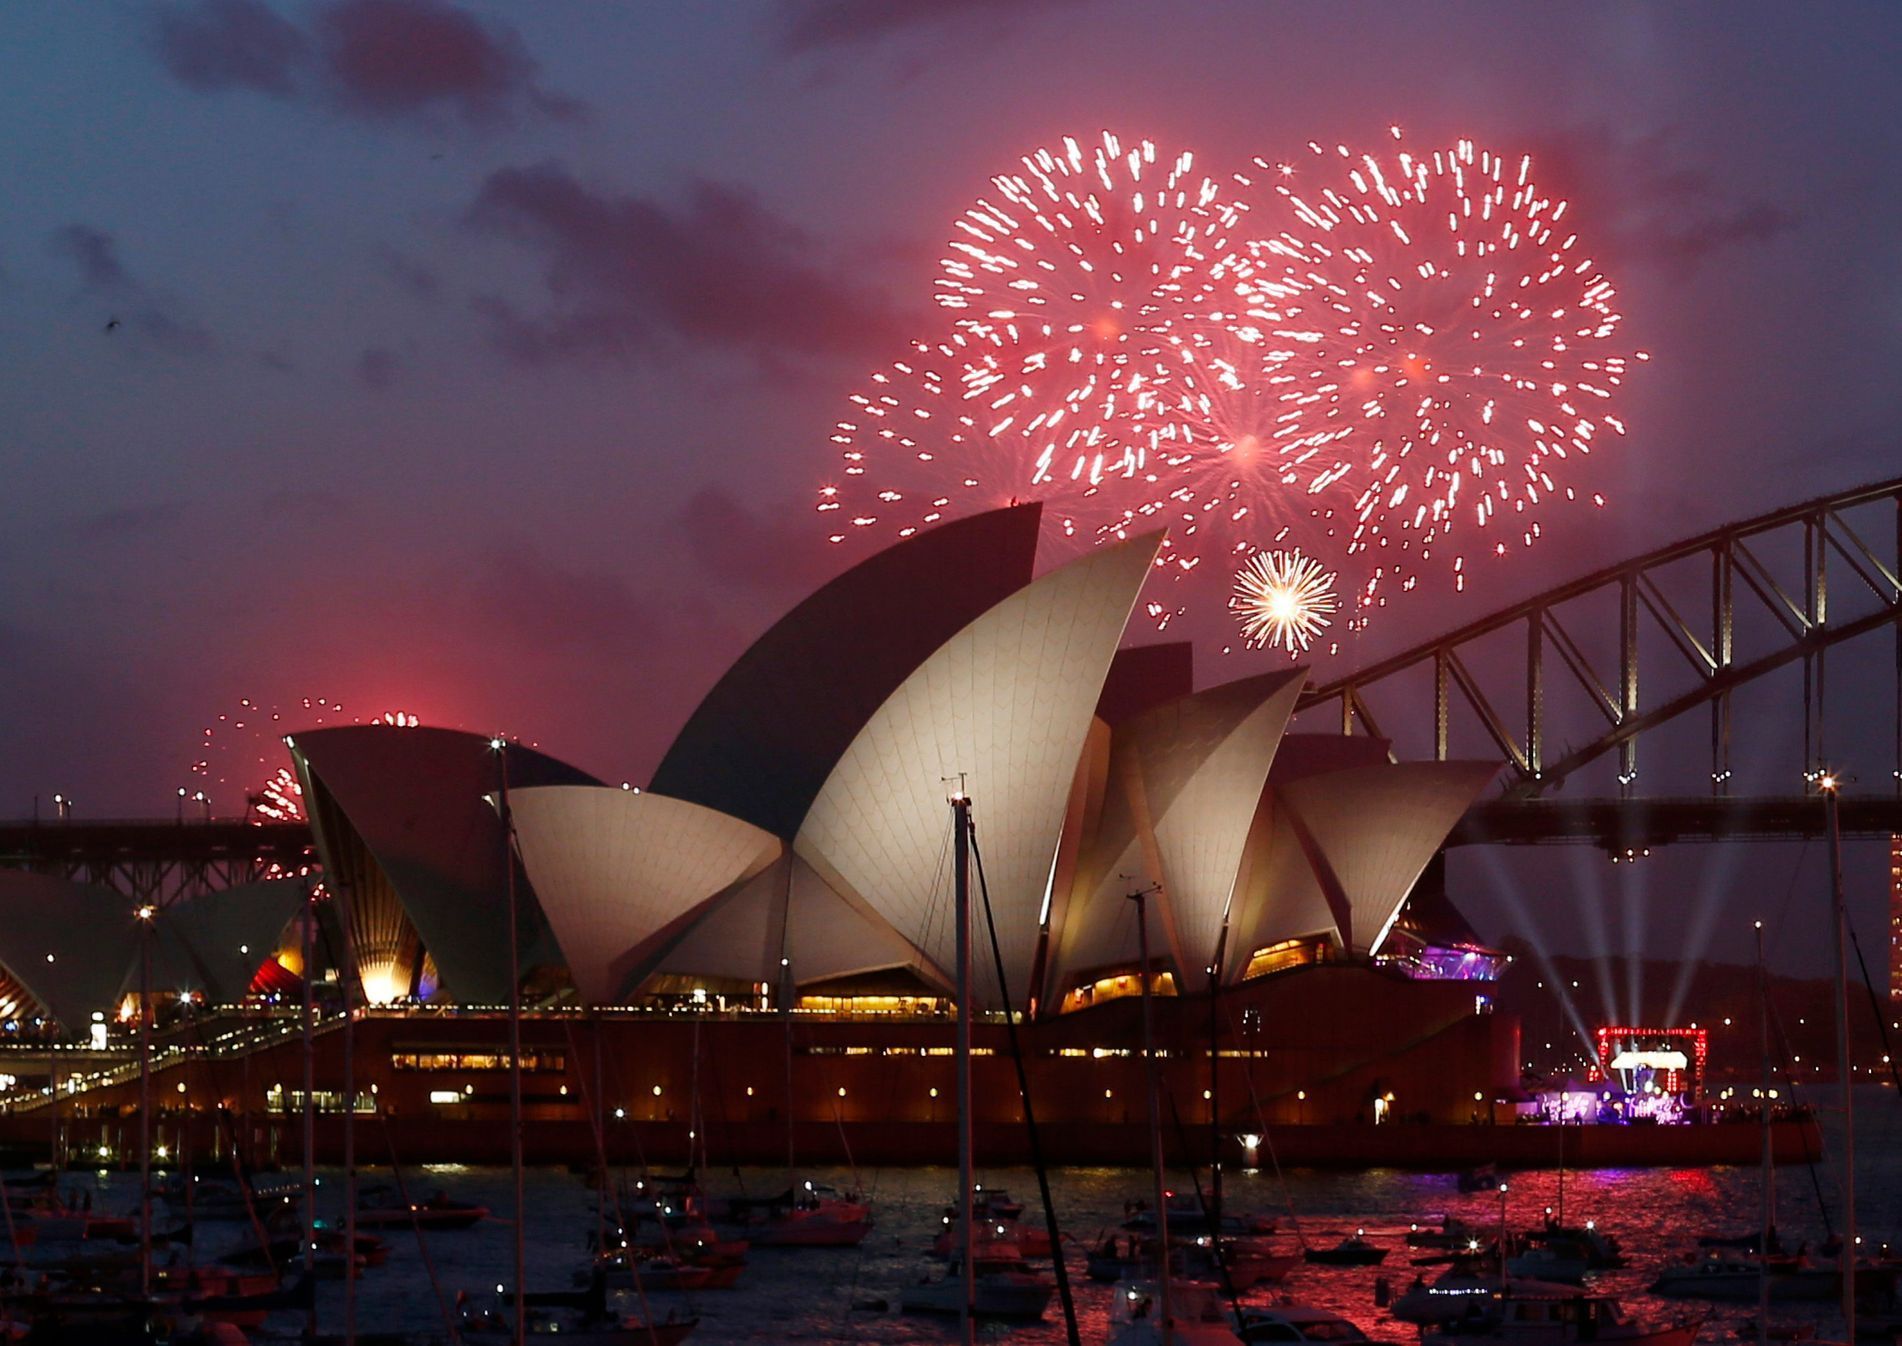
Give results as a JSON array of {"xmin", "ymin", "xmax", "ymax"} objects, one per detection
[{"xmin": 1230, "ymin": 549, "xmax": 1338, "ymax": 653}]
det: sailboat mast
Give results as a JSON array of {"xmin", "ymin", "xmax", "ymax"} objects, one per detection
[
  {"xmin": 1133, "ymin": 887, "xmax": 1171, "ymax": 1338},
  {"xmin": 300, "ymin": 883, "xmax": 317, "ymax": 1331},
  {"xmin": 1823, "ymin": 779, "xmax": 1854, "ymax": 1342},
  {"xmin": 336, "ymin": 877, "xmax": 362, "ymax": 1346},
  {"xmin": 953, "ymin": 790, "xmax": 976, "ymax": 1344},
  {"xmin": 1756, "ymin": 920, "xmax": 1771, "ymax": 1346},
  {"xmin": 137, "ymin": 902, "xmax": 154, "ymax": 1300},
  {"xmin": 498, "ymin": 740, "xmax": 527, "ymax": 1346}
]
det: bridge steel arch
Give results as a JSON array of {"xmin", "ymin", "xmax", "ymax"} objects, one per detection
[{"xmin": 1298, "ymin": 476, "xmax": 1902, "ymax": 802}]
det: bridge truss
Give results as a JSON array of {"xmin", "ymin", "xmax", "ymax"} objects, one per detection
[{"xmin": 1299, "ymin": 476, "xmax": 1902, "ymax": 805}]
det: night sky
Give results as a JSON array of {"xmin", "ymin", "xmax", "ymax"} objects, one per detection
[{"xmin": 5, "ymin": 2, "xmax": 1899, "ymax": 987}]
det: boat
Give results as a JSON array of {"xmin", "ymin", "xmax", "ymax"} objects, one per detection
[
  {"xmin": 1106, "ymin": 1280, "xmax": 1245, "ymax": 1346},
  {"xmin": 1392, "ymin": 1272, "xmax": 1530, "ymax": 1327},
  {"xmin": 1087, "ymin": 1232, "xmax": 1296, "ymax": 1291},
  {"xmin": 732, "ymin": 1184, "xmax": 871, "ymax": 1248},
  {"xmin": 152, "ymin": 1175, "xmax": 300, "ymax": 1221},
  {"xmin": 580, "ymin": 1254, "xmax": 715, "ymax": 1294},
  {"xmin": 900, "ymin": 1250, "xmax": 1054, "ymax": 1321},
  {"xmin": 462, "ymin": 1295, "xmax": 696, "ymax": 1346},
  {"xmin": 933, "ymin": 1210, "xmax": 1053, "ymax": 1259},
  {"xmin": 354, "ymin": 1186, "xmax": 489, "ymax": 1230},
  {"xmin": 1650, "ymin": 1255, "xmax": 1840, "ymax": 1303},
  {"xmin": 1419, "ymin": 1282, "xmax": 1704, "ymax": 1346},
  {"xmin": 1458, "ymin": 1166, "xmax": 1500, "ymax": 1194},
  {"xmin": 1122, "ymin": 1192, "xmax": 1276, "ymax": 1237},
  {"xmin": 1506, "ymin": 1245, "xmax": 1588, "ymax": 1285},
  {"xmin": 1303, "ymin": 1233, "xmax": 1388, "ymax": 1267},
  {"xmin": 1412, "ymin": 1218, "xmax": 1486, "ymax": 1250},
  {"xmin": 1239, "ymin": 1301, "xmax": 1373, "ymax": 1342}
]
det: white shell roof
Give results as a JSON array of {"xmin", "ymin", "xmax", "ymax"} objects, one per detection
[
  {"xmin": 1049, "ymin": 671, "xmax": 1305, "ymax": 992},
  {"xmin": 0, "ymin": 872, "xmax": 141, "ymax": 1031},
  {"xmin": 506, "ymin": 786, "xmax": 782, "ymax": 1006},
  {"xmin": 154, "ymin": 879, "xmax": 305, "ymax": 1003},
  {"xmin": 1224, "ymin": 756, "xmax": 1504, "ymax": 980},
  {"xmin": 1223, "ymin": 793, "xmax": 1346, "ymax": 982},
  {"xmin": 653, "ymin": 853, "xmax": 930, "ymax": 989},
  {"xmin": 1272, "ymin": 760, "xmax": 1498, "ymax": 956},
  {"xmin": 795, "ymin": 532, "xmax": 1163, "ymax": 1009}
]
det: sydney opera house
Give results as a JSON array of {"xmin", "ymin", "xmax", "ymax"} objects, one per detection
[{"xmin": 0, "ymin": 505, "xmax": 1520, "ymax": 1167}]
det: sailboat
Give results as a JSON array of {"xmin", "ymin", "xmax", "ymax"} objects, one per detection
[
  {"xmin": 460, "ymin": 743, "xmax": 698, "ymax": 1346},
  {"xmin": 1104, "ymin": 884, "xmax": 1241, "ymax": 1346},
  {"xmin": 899, "ymin": 789, "xmax": 1055, "ymax": 1327}
]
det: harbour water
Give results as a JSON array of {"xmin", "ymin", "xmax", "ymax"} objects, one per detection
[{"xmin": 35, "ymin": 1088, "xmax": 1901, "ymax": 1344}]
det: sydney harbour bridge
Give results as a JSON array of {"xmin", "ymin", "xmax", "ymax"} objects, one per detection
[{"xmin": 4, "ymin": 476, "xmax": 1900, "ymax": 906}]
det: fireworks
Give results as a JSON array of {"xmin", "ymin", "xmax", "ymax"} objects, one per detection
[
  {"xmin": 821, "ymin": 126, "xmax": 1644, "ymax": 634},
  {"xmin": 1247, "ymin": 130, "xmax": 1645, "ymax": 568},
  {"xmin": 937, "ymin": 131, "xmax": 1246, "ymax": 490},
  {"xmin": 1230, "ymin": 549, "xmax": 1338, "ymax": 653},
  {"xmin": 189, "ymin": 697, "xmax": 423, "ymax": 824}
]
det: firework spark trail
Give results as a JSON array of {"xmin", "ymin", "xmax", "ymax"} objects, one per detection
[
  {"xmin": 820, "ymin": 126, "xmax": 1644, "ymax": 632},
  {"xmin": 1240, "ymin": 128, "xmax": 1647, "ymax": 586},
  {"xmin": 1229, "ymin": 549, "xmax": 1339, "ymax": 654},
  {"xmin": 191, "ymin": 697, "xmax": 420, "ymax": 825},
  {"xmin": 819, "ymin": 338, "xmax": 1140, "ymax": 550},
  {"xmin": 935, "ymin": 131, "xmax": 1247, "ymax": 492}
]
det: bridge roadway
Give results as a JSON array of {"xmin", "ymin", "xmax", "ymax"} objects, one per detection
[{"xmin": 1, "ymin": 797, "xmax": 1897, "ymax": 893}]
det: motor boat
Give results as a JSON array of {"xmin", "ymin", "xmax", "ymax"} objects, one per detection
[
  {"xmin": 899, "ymin": 1250, "xmax": 1053, "ymax": 1321},
  {"xmin": 354, "ymin": 1186, "xmax": 489, "ymax": 1230},
  {"xmin": 1411, "ymin": 1217, "xmax": 1486, "ymax": 1250},
  {"xmin": 1650, "ymin": 1254, "xmax": 1839, "ymax": 1302},
  {"xmin": 1419, "ymin": 1282, "xmax": 1704, "ymax": 1346},
  {"xmin": 1087, "ymin": 1232, "xmax": 1297, "ymax": 1291},
  {"xmin": 731, "ymin": 1182, "xmax": 871, "ymax": 1248},
  {"xmin": 1104, "ymin": 1280, "xmax": 1245, "ymax": 1346},
  {"xmin": 1122, "ymin": 1192, "xmax": 1276, "ymax": 1237},
  {"xmin": 1303, "ymin": 1233, "xmax": 1387, "ymax": 1267},
  {"xmin": 1239, "ymin": 1302, "xmax": 1373, "ymax": 1342},
  {"xmin": 1506, "ymin": 1245, "xmax": 1588, "ymax": 1285}
]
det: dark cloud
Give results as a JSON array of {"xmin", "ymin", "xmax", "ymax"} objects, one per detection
[
  {"xmin": 145, "ymin": 0, "xmax": 581, "ymax": 130},
  {"xmin": 133, "ymin": 307, "xmax": 216, "ymax": 354},
  {"xmin": 75, "ymin": 500, "xmax": 193, "ymax": 538},
  {"xmin": 356, "ymin": 346, "xmax": 400, "ymax": 389},
  {"xmin": 47, "ymin": 224, "xmax": 214, "ymax": 353},
  {"xmin": 49, "ymin": 224, "xmax": 131, "ymax": 291},
  {"xmin": 151, "ymin": 0, "xmax": 308, "ymax": 96},
  {"xmin": 776, "ymin": 0, "xmax": 1081, "ymax": 53},
  {"xmin": 463, "ymin": 543, "xmax": 659, "ymax": 664},
  {"xmin": 1520, "ymin": 126, "xmax": 1800, "ymax": 272},
  {"xmin": 377, "ymin": 245, "xmax": 441, "ymax": 300},
  {"xmin": 676, "ymin": 487, "xmax": 831, "ymax": 593},
  {"xmin": 312, "ymin": 0, "xmax": 583, "ymax": 127},
  {"xmin": 1654, "ymin": 203, "xmax": 1799, "ymax": 264},
  {"xmin": 466, "ymin": 163, "xmax": 906, "ymax": 366}
]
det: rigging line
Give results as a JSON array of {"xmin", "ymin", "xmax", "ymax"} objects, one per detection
[
  {"xmin": 1764, "ymin": 991, "xmax": 1834, "ymax": 1241},
  {"xmin": 1219, "ymin": 994, "xmax": 1305, "ymax": 1248},
  {"xmin": 557, "ymin": 1015, "xmax": 664, "ymax": 1346},
  {"xmin": 968, "ymin": 817, "xmax": 1080, "ymax": 1346},
  {"xmin": 1838, "ymin": 897, "xmax": 1902, "ymax": 1098},
  {"xmin": 1165, "ymin": 1091, "xmax": 1246, "ymax": 1331},
  {"xmin": 311, "ymin": 885, "xmax": 465, "ymax": 1343}
]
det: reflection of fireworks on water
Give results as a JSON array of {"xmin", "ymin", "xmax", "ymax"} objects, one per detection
[
  {"xmin": 1229, "ymin": 549, "xmax": 1338, "ymax": 653},
  {"xmin": 1242, "ymin": 129, "xmax": 1645, "ymax": 580},
  {"xmin": 936, "ymin": 131, "xmax": 1245, "ymax": 490}
]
